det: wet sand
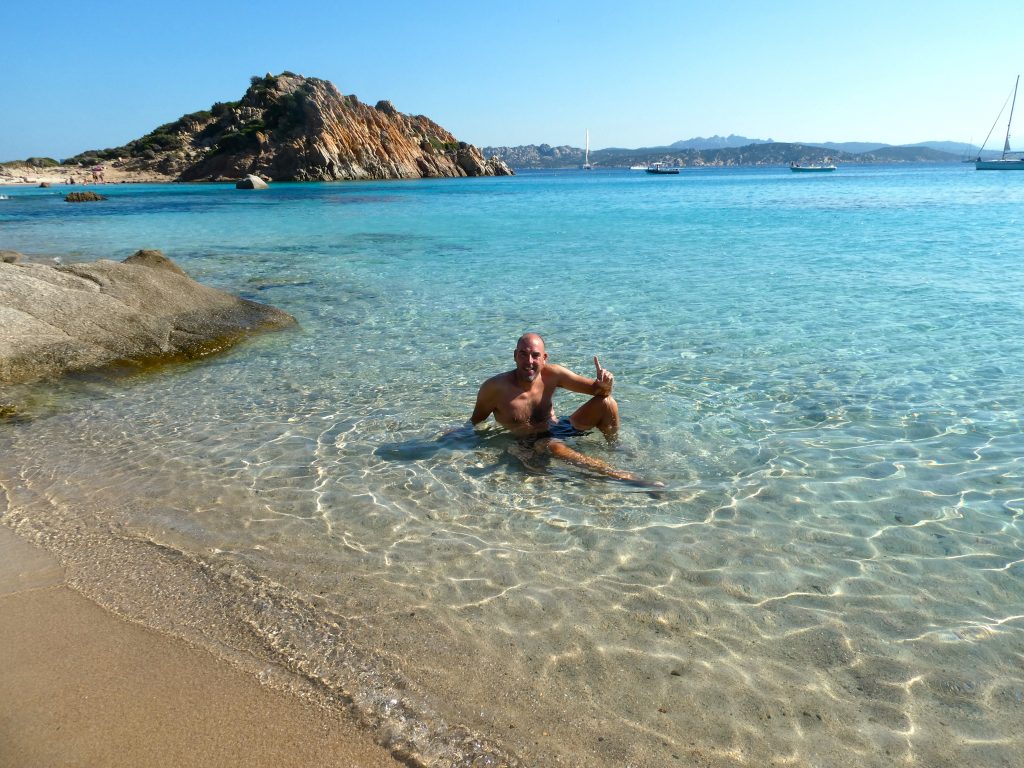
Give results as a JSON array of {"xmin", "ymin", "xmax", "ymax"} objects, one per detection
[{"xmin": 0, "ymin": 525, "xmax": 400, "ymax": 768}]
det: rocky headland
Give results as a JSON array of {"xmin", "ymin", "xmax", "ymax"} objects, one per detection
[
  {"xmin": 0, "ymin": 250, "xmax": 295, "ymax": 387},
  {"xmin": 2, "ymin": 72, "xmax": 512, "ymax": 184}
]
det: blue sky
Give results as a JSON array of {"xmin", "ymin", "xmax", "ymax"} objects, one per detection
[{"xmin": 3, "ymin": 0, "xmax": 1022, "ymax": 160}]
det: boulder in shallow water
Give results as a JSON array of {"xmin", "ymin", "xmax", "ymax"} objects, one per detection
[
  {"xmin": 0, "ymin": 250, "xmax": 23, "ymax": 264},
  {"xmin": 235, "ymin": 174, "xmax": 269, "ymax": 190},
  {"xmin": 0, "ymin": 249, "xmax": 296, "ymax": 385},
  {"xmin": 65, "ymin": 191, "xmax": 106, "ymax": 202}
]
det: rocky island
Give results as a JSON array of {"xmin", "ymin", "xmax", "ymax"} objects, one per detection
[{"xmin": 1, "ymin": 72, "xmax": 512, "ymax": 184}]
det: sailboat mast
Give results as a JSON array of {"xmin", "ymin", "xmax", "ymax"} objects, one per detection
[
  {"xmin": 585, "ymin": 129, "xmax": 590, "ymax": 165},
  {"xmin": 1003, "ymin": 75, "xmax": 1019, "ymax": 157}
]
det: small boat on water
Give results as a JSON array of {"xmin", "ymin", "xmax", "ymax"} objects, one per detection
[
  {"xmin": 790, "ymin": 162, "xmax": 836, "ymax": 173},
  {"xmin": 629, "ymin": 164, "xmax": 649, "ymax": 170},
  {"xmin": 975, "ymin": 75, "xmax": 1024, "ymax": 170},
  {"xmin": 645, "ymin": 162, "xmax": 680, "ymax": 175}
]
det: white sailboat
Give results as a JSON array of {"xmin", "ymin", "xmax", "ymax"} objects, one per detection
[
  {"xmin": 581, "ymin": 130, "xmax": 593, "ymax": 169},
  {"xmin": 976, "ymin": 75, "xmax": 1024, "ymax": 170}
]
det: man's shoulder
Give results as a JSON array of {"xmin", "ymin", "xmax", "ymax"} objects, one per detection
[
  {"xmin": 541, "ymin": 363, "xmax": 571, "ymax": 380},
  {"xmin": 480, "ymin": 370, "xmax": 516, "ymax": 391}
]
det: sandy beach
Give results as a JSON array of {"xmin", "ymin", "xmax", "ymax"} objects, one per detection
[
  {"xmin": 0, "ymin": 525, "xmax": 401, "ymax": 768},
  {"xmin": 0, "ymin": 160, "xmax": 173, "ymax": 186}
]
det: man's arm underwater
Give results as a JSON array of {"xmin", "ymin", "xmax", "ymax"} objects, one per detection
[{"xmin": 441, "ymin": 380, "xmax": 495, "ymax": 438}]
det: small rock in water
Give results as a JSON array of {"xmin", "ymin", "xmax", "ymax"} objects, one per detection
[
  {"xmin": 236, "ymin": 174, "xmax": 269, "ymax": 190},
  {"xmin": 65, "ymin": 191, "xmax": 106, "ymax": 202}
]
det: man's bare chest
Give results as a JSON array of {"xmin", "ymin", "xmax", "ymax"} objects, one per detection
[{"xmin": 498, "ymin": 382, "xmax": 555, "ymax": 426}]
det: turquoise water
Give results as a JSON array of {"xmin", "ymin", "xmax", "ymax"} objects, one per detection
[{"xmin": 2, "ymin": 166, "xmax": 1023, "ymax": 766}]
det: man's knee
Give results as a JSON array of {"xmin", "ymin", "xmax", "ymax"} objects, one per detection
[
  {"xmin": 596, "ymin": 395, "xmax": 619, "ymax": 422},
  {"xmin": 534, "ymin": 436, "xmax": 554, "ymax": 454}
]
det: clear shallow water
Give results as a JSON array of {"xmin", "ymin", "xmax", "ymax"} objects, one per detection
[{"xmin": 2, "ymin": 166, "xmax": 1024, "ymax": 766}]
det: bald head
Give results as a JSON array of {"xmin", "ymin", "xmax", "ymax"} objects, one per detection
[
  {"xmin": 513, "ymin": 333, "xmax": 548, "ymax": 383},
  {"xmin": 516, "ymin": 332, "xmax": 545, "ymax": 352}
]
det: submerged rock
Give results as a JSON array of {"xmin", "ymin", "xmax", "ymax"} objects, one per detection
[{"xmin": 0, "ymin": 249, "xmax": 296, "ymax": 385}]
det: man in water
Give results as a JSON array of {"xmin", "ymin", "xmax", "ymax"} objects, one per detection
[{"xmin": 469, "ymin": 333, "xmax": 648, "ymax": 483}]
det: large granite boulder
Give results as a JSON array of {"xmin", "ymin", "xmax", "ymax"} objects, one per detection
[{"xmin": 0, "ymin": 250, "xmax": 296, "ymax": 385}]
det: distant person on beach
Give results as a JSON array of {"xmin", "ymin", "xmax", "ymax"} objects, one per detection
[{"xmin": 467, "ymin": 332, "xmax": 653, "ymax": 483}]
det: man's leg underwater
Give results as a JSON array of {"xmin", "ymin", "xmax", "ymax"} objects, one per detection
[{"xmin": 535, "ymin": 437, "xmax": 647, "ymax": 483}]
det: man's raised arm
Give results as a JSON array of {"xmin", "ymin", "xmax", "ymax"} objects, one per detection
[{"xmin": 554, "ymin": 356, "xmax": 614, "ymax": 397}]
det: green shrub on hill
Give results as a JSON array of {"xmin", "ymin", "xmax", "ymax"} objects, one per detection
[
  {"xmin": 131, "ymin": 131, "xmax": 184, "ymax": 154},
  {"xmin": 0, "ymin": 157, "xmax": 60, "ymax": 168},
  {"xmin": 214, "ymin": 120, "xmax": 267, "ymax": 154},
  {"xmin": 264, "ymin": 89, "xmax": 308, "ymax": 134},
  {"xmin": 426, "ymin": 136, "xmax": 458, "ymax": 153},
  {"xmin": 211, "ymin": 101, "xmax": 239, "ymax": 118}
]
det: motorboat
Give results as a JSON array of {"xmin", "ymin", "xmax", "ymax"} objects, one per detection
[
  {"xmin": 645, "ymin": 162, "xmax": 680, "ymax": 175},
  {"xmin": 790, "ymin": 162, "xmax": 836, "ymax": 172}
]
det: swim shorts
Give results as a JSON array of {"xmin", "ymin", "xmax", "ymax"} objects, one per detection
[
  {"xmin": 547, "ymin": 417, "xmax": 590, "ymax": 439},
  {"xmin": 520, "ymin": 418, "xmax": 591, "ymax": 447}
]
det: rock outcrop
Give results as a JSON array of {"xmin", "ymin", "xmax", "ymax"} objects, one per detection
[
  {"xmin": 236, "ymin": 174, "xmax": 269, "ymax": 189},
  {"xmin": 65, "ymin": 191, "xmax": 106, "ymax": 202},
  {"xmin": 65, "ymin": 72, "xmax": 514, "ymax": 182},
  {"xmin": 0, "ymin": 250, "xmax": 295, "ymax": 385}
]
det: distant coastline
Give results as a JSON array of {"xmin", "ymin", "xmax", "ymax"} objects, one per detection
[{"xmin": 482, "ymin": 139, "xmax": 977, "ymax": 170}]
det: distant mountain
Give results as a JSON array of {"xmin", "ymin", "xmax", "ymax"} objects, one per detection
[
  {"xmin": 816, "ymin": 141, "xmax": 890, "ymax": 153},
  {"xmin": 482, "ymin": 141, "xmax": 964, "ymax": 169},
  {"xmin": 816, "ymin": 140, "xmax": 977, "ymax": 156},
  {"xmin": 669, "ymin": 134, "xmax": 773, "ymax": 150},
  {"xmin": 902, "ymin": 141, "xmax": 978, "ymax": 156}
]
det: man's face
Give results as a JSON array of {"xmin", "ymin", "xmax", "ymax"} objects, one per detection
[{"xmin": 514, "ymin": 338, "xmax": 547, "ymax": 382}]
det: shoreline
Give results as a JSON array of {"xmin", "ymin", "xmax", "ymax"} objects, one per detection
[
  {"xmin": 0, "ymin": 161, "xmax": 173, "ymax": 186},
  {"xmin": 0, "ymin": 524, "xmax": 401, "ymax": 768}
]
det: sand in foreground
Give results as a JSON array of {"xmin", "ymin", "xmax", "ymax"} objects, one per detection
[{"xmin": 0, "ymin": 525, "xmax": 400, "ymax": 768}]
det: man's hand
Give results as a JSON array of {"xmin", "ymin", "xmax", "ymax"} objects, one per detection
[
  {"xmin": 593, "ymin": 356, "xmax": 613, "ymax": 397},
  {"xmin": 440, "ymin": 421, "xmax": 476, "ymax": 440}
]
